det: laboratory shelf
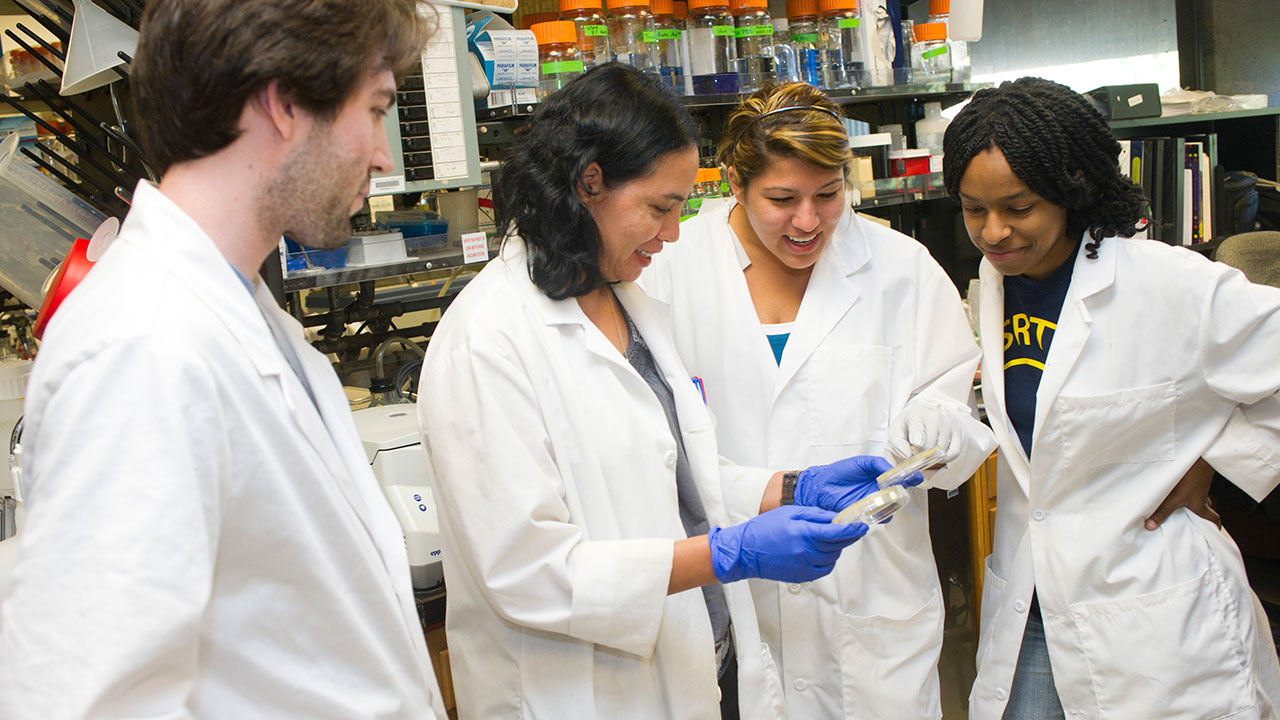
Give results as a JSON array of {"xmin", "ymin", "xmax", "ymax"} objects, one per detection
[
  {"xmin": 281, "ymin": 238, "xmax": 501, "ymax": 293},
  {"xmin": 1108, "ymin": 107, "xmax": 1280, "ymax": 130},
  {"xmin": 679, "ymin": 81, "xmax": 990, "ymax": 109}
]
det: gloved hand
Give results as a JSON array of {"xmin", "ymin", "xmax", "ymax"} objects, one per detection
[
  {"xmin": 794, "ymin": 455, "xmax": 911, "ymax": 513},
  {"xmin": 708, "ymin": 505, "xmax": 868, "ymax": 584},
  {"xmin": 887, "ymin": 401, "xmax": 964, "ymax": 465}
]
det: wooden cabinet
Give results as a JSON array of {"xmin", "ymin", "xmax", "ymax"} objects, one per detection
[{"xmin": 966, "ymin": 451, "xmax": 998, "ymax": 620}]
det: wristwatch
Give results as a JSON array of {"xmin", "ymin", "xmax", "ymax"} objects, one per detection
[{"xmin": 780, "ymin": 471, "xmax": 800, "ymax": 506}]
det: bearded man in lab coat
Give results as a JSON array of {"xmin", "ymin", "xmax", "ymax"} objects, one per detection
[{"xmin": 0, "ymin": 1, "xmax": 447, "ymax": 717}]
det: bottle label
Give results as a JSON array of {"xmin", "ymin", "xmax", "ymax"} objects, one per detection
[
  {"xmin": 837, "ymin": 17, "xmax": 860, "ymax": 29},
  {"xmin": 583, "ymin": 24, "xmax": 609, "ymax": 36},
  {"xmin": 790, "ymin": 32, "xmax": 819, "ymax": 43},
  {"xmin": 922, "ymin": 45, "xmax": 948, "ymax": 59},
  {"xmin": 542, "ymin": 60, "xmax": 586, "ymax": 74},
  {"xmin": 643, "ymin": 28, "xmax": 683, "ymax": 41},
  {"xmin": 734, "ymin": 24, "xmax": 774, "ymax": 37},
  {"xmin": 712, "ymin": 24, "xmax": 736, "ymax": 36}
]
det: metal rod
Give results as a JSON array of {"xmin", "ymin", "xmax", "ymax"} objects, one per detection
[
  {"xmin": 16, "ymin": 23, "xmax": 64, "ymax": 61},
  {"xmin": 116, "ymin": 50, "xmax": 132, "ymax": 64},
  {"xmin": 27, "ymin": 140, "xmax": 120, "ymax": 203},
  {"xmin": 96, "ymin": 0, "xmax": 130, "ymax": 20},
  {"xmin": 26, "ymin": 80, "xmax": 143, "ymax": 181},
  {"xmin": 43, "ymin": 0, "xmax": 73, "ymax": 24},
  {"xmin": 11, "ymin": 0, "xmax": 70, "ymax": 43},
  {"xmin": 4, "ymin": 30, "xmax": 63, "ymax": 77},
  {"xmin": 299, "ymin": 294, "xmax": 456, "ymax": 328},
  {"xmin": 0, "ymin": 94, "xmax": 81, "ymax": 152},
  {"xmin": 99, "ymin": 122, "xmax": 156, "ymax": 181},
  {"xmin": 19, "ymin": 148, "xmax": 115, "ymax": 217}
]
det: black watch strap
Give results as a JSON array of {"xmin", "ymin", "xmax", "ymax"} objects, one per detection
[{"xmin": 780, "ymin": 471, "xmax": 800, "ymax": 506}]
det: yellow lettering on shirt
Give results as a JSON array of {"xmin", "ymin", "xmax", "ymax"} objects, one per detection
[
  {"xmin": 1003, "ymin": 319, "xmax": 1013, "ymax": 351},
  {"xmin": 1003, "ymin": 357, "xmax": 1046, "ymax": 371},
  {"xmin": 1012, "ymin": 314, "xmax": 1031, "ymax": 346},
  {"xmin": 1029, "ymin": 317, "xmax": 1056, "ymax": 349}
]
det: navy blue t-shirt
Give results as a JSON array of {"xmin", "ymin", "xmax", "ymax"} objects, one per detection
[{"xmin": 1002, "ymin": 247, "xmax": 1077, "ymax": 457}]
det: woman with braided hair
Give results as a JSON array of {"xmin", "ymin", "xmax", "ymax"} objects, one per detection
[
  {"xmin": 946, "ymin": 76, "xmax": 1280, "ymax": 719},
  {"xmin": 642, "ymin": 81, "xmax": 997, "ymax": 719}
]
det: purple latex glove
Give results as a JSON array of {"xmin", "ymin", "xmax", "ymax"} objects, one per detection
[
  {"xmin": 795, "ymin": 455, "xmax": 922, "ymax": 513},
  {"xmin": 708, "ymin": 505, "xmax": 868, "ymax": 584}
]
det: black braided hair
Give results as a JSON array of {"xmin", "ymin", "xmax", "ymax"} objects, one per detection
[{"xmin": 942, "ymin": 77, "xmax": 1149, "ymax": 259}]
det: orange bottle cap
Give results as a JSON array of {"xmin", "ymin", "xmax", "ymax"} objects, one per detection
[
  {"xmin": 912, "ymin": 21, "xmax": 947, "ymax": 41},
  {"xmin": 531, "ymin": 20, "xmax": 580, "ymax": 45},
  {"xmin": 651, "ymin": 0, "xmax": 674, "ymax": 14},
  {"xmin": 786, "ymin": 0, "xmax": 817, "ymax": 18},
  {"xmin": 928, "ymin": 0, "xmax": 949, "ymax": 15},
  {"xmin": 688, "ymin": 0, "xmax": 729, "ymax": 11},
  {"xmin": 817, "ymin": 0, "xmax": 857, "ymax": 13},
  {"xmin": 740, "ymin": 0, "xmax": 768, "ymax": 9},
  {"xmin": 695, "ymin": 167, "xmax": 723, "ymax": 183},
  {"xmin": 523, "ymin": 11, "xmax": 561, "ymax": 28},
  {"xmin": 557, "ymin": 0, "xmax": 604, "ymax": 12},
  {"xmin": 607, "ymin": 0, "xmax": 651, "ymax": 11},
  {"xmin": 673, "ymin": 0, "xmax": 688, "ymax": 18}
]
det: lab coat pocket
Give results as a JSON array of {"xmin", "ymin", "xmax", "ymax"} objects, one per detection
[
  {"xmin": 837, "ymin": 591, "xmax": 944, "ymax": 720},
  {"xmin": 1067, "ymin": 563, "xmax": 1253, "ymax": 719},
  {"xmin": 806, "ymin": 345, "xmax": 892, "ymax": 447},
  {"xmin": 975, "ymin": 554, "xmax": 1008, "ymax": 673},
  {"xmin": 1054, "ymin": 381, "xmax": 1176, "ymax": 469}
]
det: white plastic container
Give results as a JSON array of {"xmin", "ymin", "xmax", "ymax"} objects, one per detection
[
  {"xmin": 0, "ymin": 133, "xmax": 107, "ymax": 309},
  {"xmin": 346, "ymin": 231, "xmax": 408, "ymax": 266},
  {"xmin": 915, "ymin": 101, "xmax": 950, "ymax": 173}
]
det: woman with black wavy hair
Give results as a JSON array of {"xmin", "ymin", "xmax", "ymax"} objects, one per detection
[
  {"xmin": 945, "ymin": 76, "xmax": 1280, "ymax": 719},
  {"xmin": 416, "ymin": 64, "xmax": 902, "ymax": 719}
]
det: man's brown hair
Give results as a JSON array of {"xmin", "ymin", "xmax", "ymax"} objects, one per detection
[{"xmin": 132, "ymin": 0, "xmax": 430, "ymax": 175}]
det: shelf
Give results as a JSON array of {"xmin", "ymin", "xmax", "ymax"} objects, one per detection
[
  {"xmin": 679, "ymin": 81, "xmax": 990, "ymax": 109},
  {"xmin": 281, "ymin": 238, "xmax": 501, "ymax": 293},
  {"xmin": 1109, "ymin": 107, "xmax": 1280, "ymax": 130}
]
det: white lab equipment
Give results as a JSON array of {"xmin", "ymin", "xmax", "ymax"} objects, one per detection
[
  {"xmin": 876, "ymin": 445, "xmax": 942, "ymax": 489},
  {"xmin": 351, "ymin": 404, "xmax": 443, "ymax": 590}
]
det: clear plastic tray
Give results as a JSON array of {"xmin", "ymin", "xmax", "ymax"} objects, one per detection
[
  {"xmin": 877, "ymin": 445, "xmax": 944, "ymax": 489},
  {"xmin": 832, "ymin": 485, "xmax": 912, "ymax": 526}
]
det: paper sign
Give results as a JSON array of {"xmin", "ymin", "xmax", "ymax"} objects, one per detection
[
  {"xmin": 370, "ymin": 175, "xmax": 406, "ymax": 195},
  {"xmin": 1127, "ymin": 94, "xmax": 1143, "ymax": 107},
  {"xmin": 461, "ymin": 231, "xmax": 489, "ymax": 264}
]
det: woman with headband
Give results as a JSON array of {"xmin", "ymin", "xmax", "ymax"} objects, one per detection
[
  {"xmin": 416, "ymin": 65, "xmax": 922, "ymax": 719},
  {"xmin": 945, "ymin": 77, "xmax": 1280, "ymax": 719},
  {"xmin": 642, "ymin": 81, "xmax": 996, "ymax": 719}
]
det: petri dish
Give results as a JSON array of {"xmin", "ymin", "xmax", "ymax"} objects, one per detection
[
  {"xmin": 831, "ymin": 485, "xmax": 912, "ymax": 525},
  {"xmin": 877, "ymin": 445, "xmax": 944, "ymax": 489}
]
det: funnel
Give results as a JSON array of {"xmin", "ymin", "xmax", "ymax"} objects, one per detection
[{"xmin": 60, "ymin": 0, "xmax": 139, "ymax": 95}]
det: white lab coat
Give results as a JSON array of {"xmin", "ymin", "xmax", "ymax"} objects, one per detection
[
  {"xmin": 642, "ymin": 200, "xmax": 995, "ymax": 720},
  {"xmin": 416, "ymin": 238, "xmax": 789, "ymax": 720},
  {"xmin": 0, "ymin": 183, "xmax": 445, "ymax": 719},
  {"xmin": 971, "ymin": 235, "xmax": 1280, "ymax": 719}
]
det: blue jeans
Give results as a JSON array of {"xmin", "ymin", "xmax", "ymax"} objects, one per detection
[{"xmin": 1002, "ymin": 595, "xmax": 1066, "ymax": 720}]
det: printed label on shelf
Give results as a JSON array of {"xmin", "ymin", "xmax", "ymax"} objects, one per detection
[
  {"xmin": 462, "ymin": 231, "xmax": 489, "ymax": 264},
  {"xmin": 369, "ymin": 195, "xmax": 396, "ymax": 215},
  {"xmin": 423, "ymin": 57, "xmax": 455, "ymax": 74},
  {"xmin": 369, "ymin": 175, "xmax": 406, "ymax": 195},
  {"xmin": 427, "ymin": 86, "xmax": 462, "ymax": 104},
  {"xmin": 435, "ymin": 161, "xmax": 470, "ymax": 179}
]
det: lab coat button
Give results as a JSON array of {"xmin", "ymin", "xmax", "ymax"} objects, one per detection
[
  {"xmin": 1014, "ymin": 599, "xmax": 1027, "ymax": 612},
  {"xmin": 1032, "ymin": 509, "xmax": 1046, "ymax": 521},
  {"xmin": 793, "ymin": 679, "xmax": 809, "ymax": 691},
  {"xmin": 663, "ymin": 451, "xmax": 677, "ymax": 468},
  {"xmin": 995, "ymin": 688, "xmax": 1007, "ymax": 701},
  {"xmin": 787, "ymin": 583, "xmax": 802, "ymax": 594}
]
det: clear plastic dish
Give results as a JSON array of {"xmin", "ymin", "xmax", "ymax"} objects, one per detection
[
  {"xmin": 877, "ymin": 445, "xmax": 944, "ymax": 489},
  {"xmin": 832, "ymin": 485, "xmax": 912, "ymax": 526}
]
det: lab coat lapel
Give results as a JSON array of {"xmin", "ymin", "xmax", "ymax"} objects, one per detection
[
  {"xmin": 773, "ymin": 208, "xmax": 865, "ymax": 403},
  {"xmin": 1029, "ymin": 241, "xmax": 1114, "ymax": 456},
  {"xmin": 616, "ymin": 283, "xmax": 726, "ymax": 519},
  {"xmin": 978, "ymin": 258, "xmax": 1032, "ymax": 494}
]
